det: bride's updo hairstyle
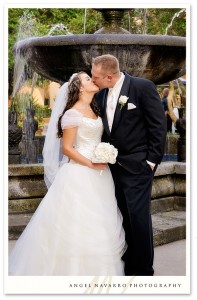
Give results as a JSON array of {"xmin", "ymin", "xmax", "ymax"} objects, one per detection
[{"xmin": 57, "ymin": 72, "xmax": 100, "ymax": 138}]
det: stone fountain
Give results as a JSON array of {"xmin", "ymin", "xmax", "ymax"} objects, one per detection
[{"xmin": 14, "ymin": 9, "xmax": 186, "ymax": 85}]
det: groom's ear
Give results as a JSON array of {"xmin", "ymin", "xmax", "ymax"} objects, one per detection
[{"xmin": 107, "ymin": 75, "xmax": 113, "ymax": 81}]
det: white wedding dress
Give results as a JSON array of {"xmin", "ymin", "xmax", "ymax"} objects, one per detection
[{"xmin": 9, "ymin": 109, "xmax": 126, "ymax": 276}]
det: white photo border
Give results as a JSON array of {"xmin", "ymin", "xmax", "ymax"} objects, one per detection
[{"xmin": 3, "ymin": 0, "xmax": 191, "ymax": 296}]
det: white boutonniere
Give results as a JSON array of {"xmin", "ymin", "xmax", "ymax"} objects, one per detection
[{"xmin": 119, "ymin": 95, "xmax": 129, "ymax": 110}]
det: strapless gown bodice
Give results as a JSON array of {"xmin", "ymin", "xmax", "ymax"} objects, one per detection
[{"xmin": 73, "ymin": 116, "xmax": 103, "ymax": 160}]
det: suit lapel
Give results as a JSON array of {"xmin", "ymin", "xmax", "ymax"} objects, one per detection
[
  {"xmin": 101, "ymin": 89, "xmax": 111, "ymax": 136},
  {"xmin": 111, "ymin": 73, "xmax": 131, "ymax": 134}
]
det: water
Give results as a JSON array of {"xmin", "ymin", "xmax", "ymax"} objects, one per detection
[
  {"xmin": 12, "ymin": 11, "xmax": 38, "ymax": 100},
  {"xmin": 15, "ymin": 18, "xmax": 73, "ymax": 164},
  {"xmin": 13, "ymin": 15, "xmax": 73, "ymax": 111},
  {"xmin": 165, "ymin": 9, "xmax": 186, "ymax": 35},
  {"xmin": 127, "ymin": 11, "xmax": 131, "ymax": 32},
  {"xmin": 83, "ymin": 9, "xmax": 87, "ymax": 34},
  {"xmin": 143, "ymin": 9, "xmax": 147, "ymax": 35},
  {"xmin": 13, "ymin": 15, "xmax": 72, "ymax": 100},
  {"xmin": 29, "ymin": 72, "xmax": 38, "ymax": 109},
  {"xmin": 48, "ymin": 23, "xmax": 72, "ymax": 35},
  {"xmin": 12, "ymin": 54, "xmax": 27, "ymax": 103}
]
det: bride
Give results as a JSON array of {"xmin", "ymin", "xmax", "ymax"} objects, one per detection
[{"xmin": 9, "ymin": 72, "xmax": 126, "ymax": 276}]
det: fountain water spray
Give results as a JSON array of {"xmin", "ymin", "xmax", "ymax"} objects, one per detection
[
  {"xmin": 19, "ymin": 20, "xmax": 73, "ymax": 163},
  {"xmin": 83, "ymin": 9, "xmax": 87, "ymax": 34},
  {"xmin": 165, "ymin": 9, "xmax": 186, "ymax": 35},
  {"xmin": 12, "ymin": 11, "xmax": 38, "ymax": 101},
  {"xmin": 47, "ymin": 23, "xmax": 72, "ymax": 36},
  {"xmin": 142, "ymin": 9, "xmax": 147, "ymax": 35}
]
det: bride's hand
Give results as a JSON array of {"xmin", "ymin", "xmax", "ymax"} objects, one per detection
[{"xmin": 89, "ymin": 162, "xmax": 107, "ymax": 170}]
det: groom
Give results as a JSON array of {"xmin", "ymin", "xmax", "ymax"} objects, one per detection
[{"xmin": 92, "ymin": 54, "xmax": 167, "ymax": 276}]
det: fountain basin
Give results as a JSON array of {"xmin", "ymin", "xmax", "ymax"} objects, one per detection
[{"xmin": 15, "ymin": 34, "xmax": 186, "ymax": 84}]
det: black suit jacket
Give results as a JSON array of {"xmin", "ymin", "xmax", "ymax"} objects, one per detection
[{"xmin": 95, "ymin": 73, "xmax": 167, "ymax": 174}]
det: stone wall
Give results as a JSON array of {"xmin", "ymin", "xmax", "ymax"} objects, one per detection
[
  {"xmin": 9, "ymin": 164, "xmax": 47, "ymax": 213},
  {"xmin": 8, "ymin": 161, "xmax": 186, "ymax": 214},
  {"xmin": 8, "ymin": 162, "xmax": 186, "ymax": 243},
  {"xmin": 152, "ymin": 161, "xmax": 186, "ymax": 198}
]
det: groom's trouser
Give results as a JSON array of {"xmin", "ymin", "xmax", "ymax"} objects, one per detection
[{"xmin": 110, "ymin": 162, "xmax": 155, "ymax": 276}]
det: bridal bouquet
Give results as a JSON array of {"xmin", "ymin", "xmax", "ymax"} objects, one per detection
[{"xmin": 92, "ymin": 142, "xmax": 118, "ymax": 164}]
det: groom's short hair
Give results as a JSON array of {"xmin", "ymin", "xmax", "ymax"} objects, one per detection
[{"xmin": 92, "ymin": 54, "xmax": 120, "ymax": 75}]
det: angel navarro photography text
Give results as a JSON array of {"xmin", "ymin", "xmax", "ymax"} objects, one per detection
[{"xmin": 68, "ymin": 282, "xmax": 182, "ymax": 289}]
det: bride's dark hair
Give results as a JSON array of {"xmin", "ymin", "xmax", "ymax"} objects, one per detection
[{"xmin": 57, "ymin": 72, "xmax": 100, "ymax": 138}]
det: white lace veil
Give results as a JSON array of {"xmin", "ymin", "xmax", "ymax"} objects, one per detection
[{"xmin": 42, "ymin": 74, "xmax": 78, "ymax": 189}]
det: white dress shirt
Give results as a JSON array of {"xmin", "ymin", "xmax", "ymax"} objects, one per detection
[{"xmin": 106, "ymin": 72, "xmax": 125, "ymax": 131}]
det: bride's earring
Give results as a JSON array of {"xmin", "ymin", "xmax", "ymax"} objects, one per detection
[{"xmin": 80, "ymin": 89, "xmax": 83, "ymax": 93}]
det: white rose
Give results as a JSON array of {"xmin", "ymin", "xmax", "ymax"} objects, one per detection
[{"xmin": 119, "ymin": 95, "xmax": 129, "ymax": 109}]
